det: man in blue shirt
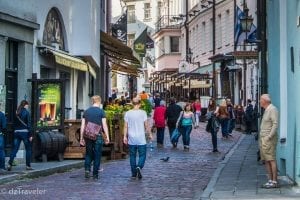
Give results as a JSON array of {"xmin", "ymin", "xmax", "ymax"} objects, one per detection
[{"xmin": 0, "ymin": 108, "xmax": 7, "ymax": 171}]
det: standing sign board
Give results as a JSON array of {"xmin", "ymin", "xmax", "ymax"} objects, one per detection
[
  {"xmin": 30, "ymin": 74, "xmax": 65, "ymax": 132},
  {"xmin": 37, "ymin": 83, "xmax": 62, "ymax": 128}
]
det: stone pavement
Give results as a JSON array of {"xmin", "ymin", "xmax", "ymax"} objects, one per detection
[
  {"xmin": 201, "ymin": 134, "xmax": 300, "ymax": 200},
  {"xmin": 0, "ymin": 122, "xmax": 241, "ymax": 200}
]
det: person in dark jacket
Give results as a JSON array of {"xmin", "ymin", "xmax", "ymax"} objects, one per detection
[
  {"xmin": 245, "ymin": 99, "xmax": 254, "ymax": 134},
  {"xmin": 165, "ymin": 97, "xmax": 182, "ymax": 147},
  {"xmin": 0, "ymin": 107, "xmax": 7, "ymax": 172},
  {"xmin": 206, "ymin": 99, "xmax": 220, "ymax": 152},
  {"xmin": 7, "ymin": 100, "xmax": 33, "ymax": 171}
]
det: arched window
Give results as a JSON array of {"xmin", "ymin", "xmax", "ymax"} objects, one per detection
[{"xmin": 42, "ymin": 8, "xmax": 65, "ymax": 50}]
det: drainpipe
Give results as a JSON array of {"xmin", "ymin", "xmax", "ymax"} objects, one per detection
[{"xmin": 212, "ymin": 0, "xmax": 216, "ymax": 98}]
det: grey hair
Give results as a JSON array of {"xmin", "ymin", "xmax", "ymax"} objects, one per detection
[
  {"xmin": 261, "ymin": 94, "xmax": 271, "ymax": 103},
  {"xmin": 160, "ymin": 100, "xmax": 166, "ymax": 106}
]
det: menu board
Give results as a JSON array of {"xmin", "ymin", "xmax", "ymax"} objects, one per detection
[{"xmin": 37, "ymin": 83, "xmax": 61, "ymax": 127}]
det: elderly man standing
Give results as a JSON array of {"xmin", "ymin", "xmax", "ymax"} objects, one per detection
[{"xmin": 259, "ymin": 94, "xmax": 279, "ymax": 188}]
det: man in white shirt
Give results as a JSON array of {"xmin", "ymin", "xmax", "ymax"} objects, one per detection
[{"xmin": 123, "ymin": 98, "xmax": 152, "ymax": 179}]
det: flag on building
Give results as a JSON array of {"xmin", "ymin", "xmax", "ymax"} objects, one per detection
[
  {"xmin": 134, "ymin": 28, "xmax": 147, "ymax": 57},
  {"xmin": 112, "ymin": 10, "xmax": 127, "ymax": 44},
  {"xmin": 234, "ymin": 6, "xmax": 257, "ymax": 47},
  {"xmin": 146, "ymin": 34, "xmax": 154, "ymax": 49}
]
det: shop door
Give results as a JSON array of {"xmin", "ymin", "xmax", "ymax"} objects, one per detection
[{"xmin": 5, "ymin": 70, "xmax": 18, "ymax": 154}]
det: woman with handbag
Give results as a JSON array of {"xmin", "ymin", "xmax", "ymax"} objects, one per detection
[
  {"xmin": 206, "ymin": 99, "xmax": 220, "ymax": 153},
  {"xmin": 7, "ymin": 100, "xmax": 33, "ymax": 171},
  {"xmin": 80, "ymin": 95, "xmax": 110, "ymax": 180},
  {"xmin": 176, "ymin": 103, "xmax": 195, "ymax": 151}
]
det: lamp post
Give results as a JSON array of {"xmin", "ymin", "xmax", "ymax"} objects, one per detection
[{"xmin": 240, "ymin": 1, "xmax": 253, "ymax": 105}]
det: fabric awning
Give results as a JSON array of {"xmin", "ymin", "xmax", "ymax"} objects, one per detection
[
  {"xmin": 48, "ymin": 49, "xmax": 88, "ymax": 71},
  {"xmin": 101, "ymin": 31, "xmax": 140, "ymax": 65},
  {"xmin": 111, "ymin": 63, "xmax": 139, "ymax": 76},
  {"xmin": 87, "ymin": 63, "xmax": 97, "ymax": 78}
]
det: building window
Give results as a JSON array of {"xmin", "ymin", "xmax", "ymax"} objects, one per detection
[
  {"xmin": 158, "ymin": 37, "xmax": 165, "ymax": 57},
  {"xmin": 170, "ymin": 36, "xmax": 180, "ymax": 53},
  {"xmin": 209, "ymin": 19, "xmax": 213, "ymax": 51},
  {"xmin": 127, "ymin": 33, "xmax": 135, "ymax": 48},
  {"xmin": 127, "ymin": 5, "xmax": 136, "ymax": 23},
  {"xmin": 157, "ymin": 1, "xmax": 162, "ymax": 18},
  {"xmin": 201, "ymin": 22, "xmax": 206, "ymax": 54},
  {"xmin": 217, "ymin": 14, "xmax": 222, "ymax": 48},
  {"xmin": 225, "ymin": 10, "xmax": 230, "ymax": 44},
  {"xmin": 5, "ymin": 40, "xmax": 18, "ymax": 71},
  {"xmin": 144, "ymin": 3, "xmax": 151, "ymax": 20}
]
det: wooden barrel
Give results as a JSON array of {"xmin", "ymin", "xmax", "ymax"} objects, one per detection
[{"xmin": 37, "ymin": 131, "xmax": 67, "ymax": 160}]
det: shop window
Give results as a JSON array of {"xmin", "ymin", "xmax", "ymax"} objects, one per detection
[{"xmin": 89, "ymin": 74, "xmax": 94, "ymax": 97}]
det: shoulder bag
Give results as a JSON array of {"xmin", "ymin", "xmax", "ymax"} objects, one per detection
[{"xmin": 83, "ymin": 121, "xmax": 102, "ymax": 141}]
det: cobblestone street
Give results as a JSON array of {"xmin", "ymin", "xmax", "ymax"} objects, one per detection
[{"xmin": 0, "ymin": 123, "xmax": 241, "ymax": 200}]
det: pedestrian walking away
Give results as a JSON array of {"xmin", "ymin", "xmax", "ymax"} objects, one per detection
[
  {"xmin": 7, "ymin": 100, "xmax": 33, "ymax": 171},
  {"xmin": 192, "ymin": 99, "xmax": 201, "ymax": 128},
  {"xmin": 245, "ymin": 99, "xmax": 254, "ymax": 135},
  {"xmin": 176, "ymin": 103, "xmax": 195, "ymax": 151},
  {"xmin": 0, "ymin": 105, "xmax": 7, "ymax": 172},
  {"xmin": 259, "ymin": 94, "xmax": 279, "ymax": 189},
  {"xmin": 123, "ymin": 98, "xmax": 152, "ymax": 179},
  {"xmin": 80, "ymin": 95, "xmax": 110, "ymax": 180},
  {"xmin": 206, "ymin": 99, "xmax": 220, "ymax": 153},
  {"xmin": 165, "ymin": 97, "xmax": 182, "ymax": 146},
  {"xmin": 153, "ymin": 100, "xmax": 166, "ymax": 148},
  {"xmin": 226, "ymin": 99, "xmax": 235, "ymax": 137},
  {"xmin": 216, "ymin": 100, "xmax": 230, "ymax": 139}
]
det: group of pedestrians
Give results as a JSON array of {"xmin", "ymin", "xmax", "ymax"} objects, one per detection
[{"xmin": 152, "ymin": 97, "xmax": 200, "ymax": 151}]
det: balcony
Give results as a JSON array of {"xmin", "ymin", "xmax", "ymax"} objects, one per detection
[{"xmin": 155, "ymin": 15, "xmax": 182, "ymax": 33}]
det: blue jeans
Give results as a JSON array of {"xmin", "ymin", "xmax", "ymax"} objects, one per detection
[
  {"xmin": 219, "ymin": 118, "xmax": 229, "ymax": 137},
  {"xmin": 228, "ymin": 119, "xmax": 236, "ymax": 134},
  {"xmin": 211, "ymin": 130, "xmax": 218, "ymax": 151},
  {"xmin": 9, "ymin": 131, "xmax": 32, "ymax": 167},
  {"xmin": 156, "ymin": 127, "xmax": 165, "ymax": 145},
  {"xmin": 0, "ymin": 134, "xmax": 5, "ymax": 169},
  {"xmin": 129, "ymin": 144, "xmax": 147, "ymax": 176},
  {"xmin": 84, "ymin": 135, "xmax": 103, "ymax": 177},
  {"xmin": 181, "ymin": 125, "xmax": 192, "ymax": 146}
]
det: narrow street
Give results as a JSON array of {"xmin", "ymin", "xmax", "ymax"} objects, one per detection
[{"xmin": 0, "ymin": 123, "xmax": 241, "ymax": 200}]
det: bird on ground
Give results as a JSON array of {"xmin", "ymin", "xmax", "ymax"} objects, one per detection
[{"xmin": 160, "ymin": 157, "xmax": 169, "ymax": 162}]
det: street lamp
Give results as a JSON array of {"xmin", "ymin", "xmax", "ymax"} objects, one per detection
[
  {"xmin": 240, "ymin": 4, "xmax": 253, "ymax": 32},
  {"xmin": 240, "ymin": 1, "xmax": 253, "ymax": 105}
]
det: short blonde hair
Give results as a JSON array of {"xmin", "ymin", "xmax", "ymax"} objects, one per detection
[{"xmin": 91, "ymin": 95, "xmax": 101, "ymax": 104}]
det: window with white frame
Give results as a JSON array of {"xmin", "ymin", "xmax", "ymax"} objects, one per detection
[
  {"xmin": 209, "ymin": 19, "xmax": 213, "ymax": 51},
  {"xmin": 127, "ymin": 33, "xmax": 135, "ymax": 48},
  {"xmin": 217, "ymin": 14, "xmax": 222, "ymax": 48},
  {"xmin": 128, "ymin": 5, "xmax": 136, "ymax": 23},
  {"xmin": 157, "ymin": 1, "xmax": 162, "ymax": 18},
  {"xmin": 144, "ymin": 3, "xmax": 151, "ymax": 20},
  {"xmin": 201, "ymin": 21, "xmax": 206, "ymax": 53},
  {"xmin": 158, "ymin": 37, "xmax": 165, "ymax": 57},
  {"xmin": 225, "ymin": 10, "xmax": 230, "ymax": 44},
  {"xmin": 170, "ymin": 36, "xmax": 180, "ymax": 53}
]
